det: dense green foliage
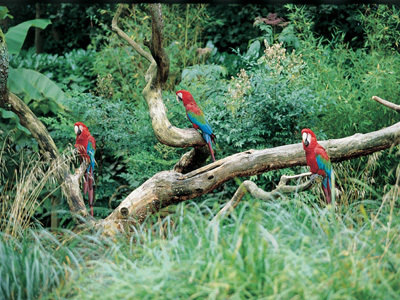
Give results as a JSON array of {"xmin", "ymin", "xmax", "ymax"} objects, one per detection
[{"xmin": 1, "ymin": 3, "xmax": 400, "ymax": 299}]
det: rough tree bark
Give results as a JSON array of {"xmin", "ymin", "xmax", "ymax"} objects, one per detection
[
  {"xmin": 0, "ymin": 28, "xmax": 8, "ymax": 107},
  {"xmin": 2, "ymin": 6, "xmax": 400, "ymax": 235}
]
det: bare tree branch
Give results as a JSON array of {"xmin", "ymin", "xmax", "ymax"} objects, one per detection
[
  {"xmin": 111, "ymin": 4, "xmax": 154, "ymax": 65},
  {"xmin": 372, "ymin": 96, "xmax": 400, "ymax": 113},
  {"xmin": 211, "ymin": 172, "xmax": 313, "ymax": 223},
  {"xmin": 148, "ymin": 3, "xmax": 169, "ymax": 88}
]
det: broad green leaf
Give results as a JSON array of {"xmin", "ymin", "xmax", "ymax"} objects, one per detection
[
  {"xmin": 0, "ymin": 108, "xmax": 31, "ymax": 135},
  {"xmin": 39, "ymin": 103, "xmax": 49, "ymax": 114},
  {"xmin": 16, "ymin": 121, "xmax": 31, "ymax": 135},
  {"xmin": 0, "ymin": 6, "xmax": 13, "ymax": 20},
  {"xmin": 1, "ymin": 107, "xmax": 18, "ymax": 119},
  {"xmin": 8, "ymin": 67, "xmax": 65, "ymax": 102},
  {"xmin": 5, "ymin": 19, "xmax": 51, "ymax": 54},
  {"xmin": 8, "ymin": 67, "xmax": 41, "ymax": 100},
  {"xmin": 245, "ymin": 40, "xmax": 260, "ymax": 60}
]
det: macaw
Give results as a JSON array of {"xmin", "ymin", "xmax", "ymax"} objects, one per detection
[
  {"xmin": 301, "ymin": 128, "xmax": 333, "ymax": 204},
  {"xmin": 176, "ymin": 90, "xmax": 216, "ymax": 162},
  {"xmin": 74, "ymin": 122, "xmax": 96, "ymax": 216}
]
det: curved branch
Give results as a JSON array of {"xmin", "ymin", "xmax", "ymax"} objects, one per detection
[
  {"xmin": 112, "ymin": 4, "xmax": 206, "ymax": 151},
  {"xmin": 111, "ymin": 4, "xmax": 154, "ymax": 64},
  {"xmin": 372, "ymin": 96, "xmax": 400, "ymax": 113},
  {"xmin": 211, "ymin": 173, "xmax": 313, "ymax": 222},
  {"xmin": 102, "ymin": 122, "xmax": 400, "ymax": 234}
]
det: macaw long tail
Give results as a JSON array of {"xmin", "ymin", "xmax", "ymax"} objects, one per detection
[
  {"xmin": 88, "ymin": 168, "xmax": 95, "ymax": 216},
  {"xmin": 207, "ymin": 141, "xmax": 216, "ymax": 162},
  {"xmin": 322, "ymin": 177, "xmax": 331, "ymax": 204},
  {"xmin": 203, "ymin": 133, "xmax": 216, "ymax": 162},
  {"xmin": 83, "ymin": 169, "xmax": 95, "ymax": 216},
  {"xmin": 83, "ymin": 171, "xmax": 89, "ymax": 195}
]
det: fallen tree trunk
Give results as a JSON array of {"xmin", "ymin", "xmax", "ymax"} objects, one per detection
[{"xmin": 102, "ymin": 121, "xmax": 400, "ymax": 233}]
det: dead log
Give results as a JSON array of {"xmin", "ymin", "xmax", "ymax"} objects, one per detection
[{"xmin": 102, "ymin": 122, "xmax": 400, "ymax": 234}]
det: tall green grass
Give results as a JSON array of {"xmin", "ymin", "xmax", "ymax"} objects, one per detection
[{"xmin": 50, "ymin": 188, "xmax": 399, "ymax": 300}]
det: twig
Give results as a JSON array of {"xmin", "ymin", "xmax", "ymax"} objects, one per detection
[{"xmin": 372, "ymin": 96, "xmax": 400, "ymax": 113}]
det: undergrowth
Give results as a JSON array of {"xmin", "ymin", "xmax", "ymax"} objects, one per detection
[
  {"xmin": 51, "ymin": 188, "xmax": 400, "ymax": 299},
  {"xmin": 2, "ymin": 176, "xmax": 398, "ymax": 299}
]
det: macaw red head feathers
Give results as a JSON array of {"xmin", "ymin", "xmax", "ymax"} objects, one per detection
[
  {"xmin": 74, "ymin": 122, "xmax": 90, "ymax": 137},
  {"xmin": 301, "ymin": 128, "xmax": 317, "ymax": 150},
  {"xmin": 176, "ymin": 90, "xmax": 197, "ymax": 107}
]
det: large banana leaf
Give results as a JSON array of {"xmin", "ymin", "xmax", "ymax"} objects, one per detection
[
  {"xmin": 8, "ymin": 67, "xmax": 65, "ymax": 103},
  {"xmin": 5, "ymin": 19, "xmax": 51, "ymax": 55},
  {"xmin": 0, "ymin": 108, "xmax": 31, "ymax": 135}
]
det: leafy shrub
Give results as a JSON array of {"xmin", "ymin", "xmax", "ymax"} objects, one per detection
[
  {"xmin": 297, "ymin": 42, "xmax": 400, "ymax": 138},
  {"xmin": 10, "ymin": 48, "xmax": 97, "ymax": 93},
  {"xmin": 358, "ymin": 4, "xmax": 400, "ymax": 52},
  {"xmin": 176, "ymin": 40, "xmax": 320, "ymax": 157}
]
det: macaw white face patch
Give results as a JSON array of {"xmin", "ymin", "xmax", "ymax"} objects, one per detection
[
  {"xmin": 75, "ymin": 125, "xmax": 83, "ymax": 135},
  {"xmin": 302, "ymin": 132, "xmax": 311, "ymax": 146},
  {"xmin": 176, "ymin": 92, "xmax": 183, "ymax": 102}
]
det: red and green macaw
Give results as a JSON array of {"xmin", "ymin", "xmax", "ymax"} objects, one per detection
[
  {"xmin": 301, "ymin": 128, "xmax": 332, "ymax": 204},
  {"xmin": 74, "ymin": 122, "xmax": 96, "ymax": 216},
  {"xmin": 176, "ymin": 90, "xmax": 216, "ymax": 162}
]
